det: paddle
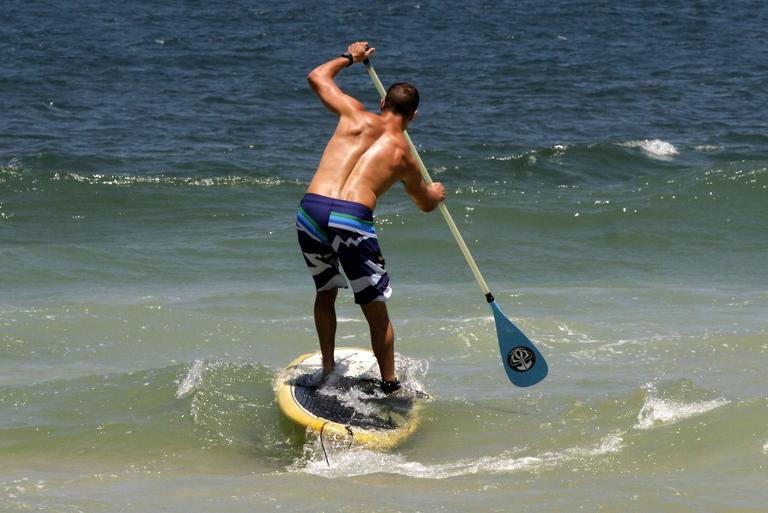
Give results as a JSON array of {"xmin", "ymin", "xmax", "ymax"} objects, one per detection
[{"xmin": 363, "ymin": 59, "xmax": 548, "ymax": 387}]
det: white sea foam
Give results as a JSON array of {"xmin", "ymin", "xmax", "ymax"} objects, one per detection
[
  {"xmin": 621, "ymin": 139, "xmax": 679, "ymax": 160},
  {"xmin": 634, "ymin": 384, "xmax": 729, "ymax": 430},
  {"xmin": 557, "ymin": 324, "xmax": 600, "ymax": 344},
  {"xmin": 51, "ymin": 171, "xmax": 287, "ymax": 187},
  {"xmin": 1, "ymin": 158, "xmax": 22, "ymax": 173},
  {"xmin": 294, "ymin": 432, "xmax": 623, "ymax": 479},
  {"xmin": 335, "ymin": 317, "xmax": 365, "ymax": 324},
  {"xmin": 175, "ymin": 359, "xmax": 205, "ymax": 399}
]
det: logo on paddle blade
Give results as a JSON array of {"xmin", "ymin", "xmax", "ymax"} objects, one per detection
[{"xmin": 507, "ymin": 346, "xmax": 535, "ymax": 372}]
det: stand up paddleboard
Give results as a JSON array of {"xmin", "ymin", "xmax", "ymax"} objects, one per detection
[{"xmin": 276, "ymin": 347, "xmax": 425, "ymax": 451}]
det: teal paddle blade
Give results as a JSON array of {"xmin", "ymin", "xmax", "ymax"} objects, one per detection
[{"xmin": 490, "ymin": 300, "xmax": 548, "ymax": 387}]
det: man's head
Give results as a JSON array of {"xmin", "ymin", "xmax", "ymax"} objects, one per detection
[{"xmin": 381, "ymin": 82, "xmax": 419, "ymax": 120}]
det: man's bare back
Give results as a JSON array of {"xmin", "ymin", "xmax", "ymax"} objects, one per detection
[{"xmin": 306, "ymin": 41, "xmax": 444, "ymax": 212}]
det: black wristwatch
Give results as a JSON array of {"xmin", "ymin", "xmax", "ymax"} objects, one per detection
[{"xmin": 340, "ymin": 52, "xmax": 354, "ymax": 67}]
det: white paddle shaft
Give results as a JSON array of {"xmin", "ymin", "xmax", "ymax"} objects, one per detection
[{"xmin": 364, "ymin": 61, "xmax": 492, "ymax": 298}]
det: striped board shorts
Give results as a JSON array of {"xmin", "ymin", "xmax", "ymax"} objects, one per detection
[{"xmin": 296, "ymin": 193, "xmax": 392, "ymax": 304}]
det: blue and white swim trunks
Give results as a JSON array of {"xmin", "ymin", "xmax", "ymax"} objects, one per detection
[{"xmin": 296, "ymin": 193, "xmax": 392, "ymax": 304}]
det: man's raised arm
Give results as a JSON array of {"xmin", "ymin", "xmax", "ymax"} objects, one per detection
[{"xmin": 307, "ymin": 41, "xmax": 375, "ymax": 116}]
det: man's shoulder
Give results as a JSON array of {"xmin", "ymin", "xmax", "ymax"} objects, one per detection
[
  {"xmin": 374, "ymin": 131, "xmax": 408, "ymax": 154},
  {"xmin": 342, "ymin": 106, "xmax": 377, "ymax": 120},
  {"xmin": 388, "ymin": 136, "xmax": 416, "ymax": 172},
  {"xmin": 391, "ymin": 132, "xmax": 412, "ymax": 154}
]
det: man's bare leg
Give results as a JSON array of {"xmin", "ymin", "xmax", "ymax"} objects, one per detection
[
  {"xmin": 360, "ymin": 300, "xmax": 396, "ymax": 382},
  {"xmin": 314, "ymin": 288, "xmax": 338, "ymax": 377}
]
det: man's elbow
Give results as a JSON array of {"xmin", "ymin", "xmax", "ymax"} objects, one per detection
[
  {"xmin": 307, "ymin": 70, "xmax": 320, "ymax": 89},
  {"xmin": 307, "ymin": 63, "xmax": 330, "ymax": 87}
]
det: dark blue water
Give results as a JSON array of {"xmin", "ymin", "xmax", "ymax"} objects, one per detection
[{"xmin": 4, "ymin": 1, "xmax": 767, "ymax": 167}]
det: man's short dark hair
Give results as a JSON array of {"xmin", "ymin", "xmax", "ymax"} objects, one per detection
[{"xmin": 382, "ymin": 82, "xmax": 419, "ymax": 118}]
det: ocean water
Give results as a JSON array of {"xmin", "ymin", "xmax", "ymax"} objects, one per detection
[{"xmin": 2, "ymin": 1, "xmax": 767, "ymax": 511}]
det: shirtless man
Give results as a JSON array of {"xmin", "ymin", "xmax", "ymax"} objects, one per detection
[{"xmin": 296, "ymin": 41, "xmax": 445, "ymax": 393}]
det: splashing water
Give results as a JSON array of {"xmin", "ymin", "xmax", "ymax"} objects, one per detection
[
  {"xmin": 634, "ymin": 383, "xmax": 729, "ymax": 430},
  {"xmin": 620, "ymin": 139, "xmax": 679, "ymax": 160},
  {"xmin": 290, "ymin": 431, "xmax": 624, "ymax": 479}
]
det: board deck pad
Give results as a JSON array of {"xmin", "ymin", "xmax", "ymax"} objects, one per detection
[
  {"xmin": 276, "ymin": 347, "xmax": 426, "ymax": 449},
  {"xmin": 291, "ymin": 375, "xmax": 413, "ymax": 429}
]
